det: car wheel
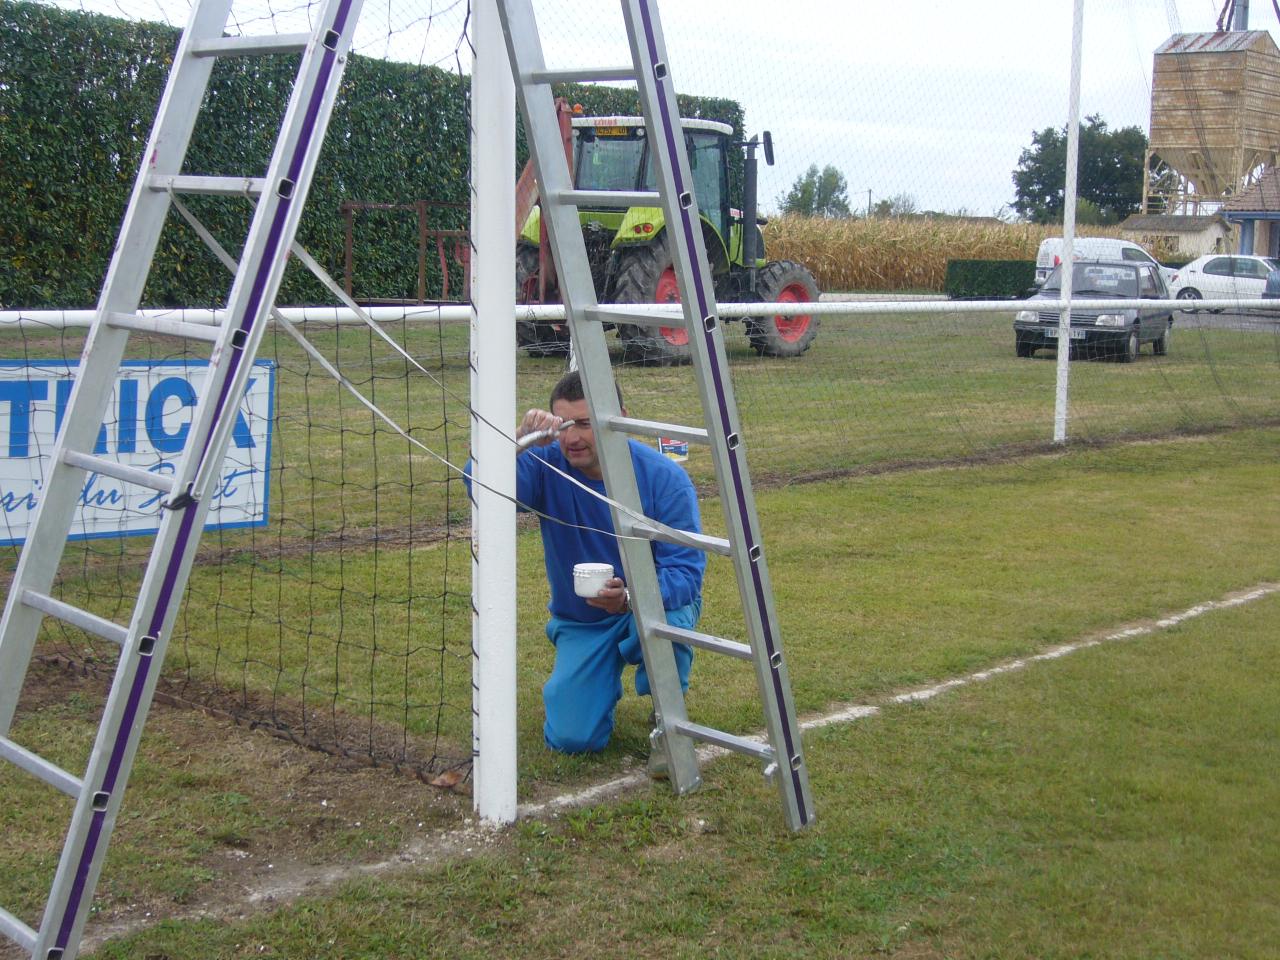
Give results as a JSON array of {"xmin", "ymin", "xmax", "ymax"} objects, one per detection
[
  {"xmin": 1153, "ymin": 318, "xmax": 1170, "ymax": 356},
  {"xmin": 1015, "ymin": 335, "xmax": 1035, "ymax": 358},
  {"xmin": 1176, "ymin": 288, "xmax": 1201, "ymax": 312},
  {"xmin": 1120, "ymin": 328, "xmax": 1139, "ymax": 363}
]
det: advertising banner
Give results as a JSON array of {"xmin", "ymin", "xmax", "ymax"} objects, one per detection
[{"xmin": 0, "ymin": 359, "xmax": 275, "ymax": 545}]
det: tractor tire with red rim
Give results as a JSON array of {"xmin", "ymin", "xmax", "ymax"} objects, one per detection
[
  {"xmin": 515, "ymin": 243, "xmax": 571, "ymax": 358},
  {"xmin": 611, "ymin": 243, "xmax": 692, "ymax": 366},
  {"xmin": 748, "ymin": 260, "xmax": 820, "ymax": 357}
]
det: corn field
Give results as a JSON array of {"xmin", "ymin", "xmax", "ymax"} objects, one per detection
[{"xmin": 762, "ymin": 215, "xmax": 1152, "ymax": 293}]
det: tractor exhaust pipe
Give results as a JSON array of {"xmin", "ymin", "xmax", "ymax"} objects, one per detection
[{"xmin": 742, "ymin": 131, "xmax": 771, "ymax": 293}]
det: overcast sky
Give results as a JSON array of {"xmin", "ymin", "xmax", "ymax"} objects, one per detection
[{"xmin": 46, "ymin": 0, "xmax": 1280, "ymax": 216}]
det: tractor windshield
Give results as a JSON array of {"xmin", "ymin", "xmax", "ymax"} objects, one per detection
[
  {"xmin": 574, "ymin": 125, "xmax": 729, "ymax": 240},
  {"xmin": 576, "ymin": 127, "xmax": 648, "ymax": 192}
]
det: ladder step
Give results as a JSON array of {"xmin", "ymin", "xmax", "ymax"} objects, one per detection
[
  {"xmin": 0, "ymin": 905, "xmax": 36, "ymax": 953},
  {"xmin": 607, "ymin": 416, "xmax": 708, "ymax": 445},
  {"xmin": 652, "ymin": 622, "xmax": 752, "ymax": 660},
  {"xmin": 582, "ymin": 305, "xmax": 685, "ymax": 331},
  {"xmin": 190, "ymin": 32, "xmax": 312, "ymax": 57},
  {"xmin": 626, "ymin": 521, "xmax": 732, "ymax": 557},
  {"xmin": 20, "ymin": 590, "xmax": 128, "ymax": 647},
  {"xmin": 526, "ymin": 65, "xmax": 638, "ymax": 84},
  {"xmin": 106, "ymin": 310, "xmax": 222, "ymax": 342},
  {"xmin": 148, "ymin": 175, "xmax": 266, "ymax": 197},
  {"xmin": 672, "ymin": 720, "xmax": 774, "ymax": 762},
  {"xmin": 555, "ymin": 188, "xmax": 661, "ymax": 209},
  {"xmin": 0, "ymin": 734, "xmax": 83, "ymax": 798},
  {"xmin": 62, "ymin": 449, "xmax": 177, "ymax": 496}
]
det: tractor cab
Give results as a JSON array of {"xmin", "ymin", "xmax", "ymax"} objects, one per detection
[{"xmin": 571, "ymin": 115, "xmax": 733, "ymax": 243}]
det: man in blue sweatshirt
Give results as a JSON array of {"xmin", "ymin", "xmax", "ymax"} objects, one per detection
[{"xmin": 513, "ymin": 370, "xmax": 704, "ymax": 755}]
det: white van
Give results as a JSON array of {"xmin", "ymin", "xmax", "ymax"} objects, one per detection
[{"xmin": 1034, "ymin": 237, "xmax": 1170, "ymax": 286}]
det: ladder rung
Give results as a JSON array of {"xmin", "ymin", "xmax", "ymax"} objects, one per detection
[
  {"xmin": 0, "ymin": 734, "xmax": 83, "ymax": 798},
  {"xmin": 555, "ymin": 189, "xmax": 661, "ymax": 209},
  {"xmin": 0, "ymin": 904, "xmax": 36, "ymax": 953},
  {"xmin": 626, "ymin": 521, "xmax": 732, "ymax": 557},
  {"xmin": 607, "ymin": 416, "xmax": 708, "ymax": 445},
  {"xmin": 148, "ymin": 175, "xmax": 266, "ymax": 197},
  {"xmin": 106, "ymin": 310, "xmax": 222, "ymax": 342},
  {"xmin": 526, "ymin": 65, "xmax": 638, "ymax": 84},
  {"xmin": 62, "ymin": 449, "xmax": 176, "ymax": 496},
  {"xmin": 21, "ymin": 590, "xmax": 128, "ymax": 647},
  {"xmin": 191, "ymin": 33, "xmax": 312, "ymax": 57},
  {"xmin": 652, "ymin": 622, "xmax": 752, "ymax": 660},
  {"xmin": 672, "ymin": 720, "xmax": 774, "ymax": 762},
  {"xmin": 582, "ymin": 305, "xmax": 685, "ymax": 331}
]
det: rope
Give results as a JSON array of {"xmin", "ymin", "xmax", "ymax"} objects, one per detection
[{"xmin": 170, "ymin": 191, "xmax": 701, "ymax": 550}]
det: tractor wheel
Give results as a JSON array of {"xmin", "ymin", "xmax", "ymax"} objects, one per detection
[
  {"xmin": 748, "ymin": 260, "xmax": 820, "ymax": 357},
  {"xmin": 611, "ymin": 243, "xmax": 691, "ymax": 366},
  {"xmin": 515, "ymin": 244, "xmax": 570, "ymax": 358}
]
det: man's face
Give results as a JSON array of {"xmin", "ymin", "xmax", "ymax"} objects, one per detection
[{"xmin": 551, "ymin": 398, "xmax": 601, "ymax": 479}]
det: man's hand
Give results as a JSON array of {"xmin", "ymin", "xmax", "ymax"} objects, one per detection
[
  {"xmin": 516, "ymin": 408, "xmax": 563, "ymax": 446},
  {"xmin": 586, "ymin": 576, "xmax": 629, "ymax": 615}
]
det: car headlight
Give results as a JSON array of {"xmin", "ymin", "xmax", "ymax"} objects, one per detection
[
  {"xmin": 1094, "ymin": 314, "xmax": 1127, "ymax": 327},
  {"xmin": 1015, "ymin": 310, "xmax": 1036, "ymax": 323}
]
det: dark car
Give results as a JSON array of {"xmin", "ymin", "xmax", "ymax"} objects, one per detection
[{"xmin": 1013, "ymin": 260, "xmax": 1174, "ymax": 362}]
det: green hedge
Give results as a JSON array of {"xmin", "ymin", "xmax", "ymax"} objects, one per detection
[
  {"xmin": 944, "ymin": 259, "xmax": 1037, "ymax": 300},
  {"xmin": 0, "ymin": 0, "xmax": 743, "ymax": 308}
]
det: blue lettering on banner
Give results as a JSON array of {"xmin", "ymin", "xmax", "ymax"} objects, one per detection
[
  {"xmin": 0, "ymin": 380, "xmax": 48, "ymax": 457},
  {"xmin": 0, "ymin": 359, "xmax": 274, "ymax": 546}
]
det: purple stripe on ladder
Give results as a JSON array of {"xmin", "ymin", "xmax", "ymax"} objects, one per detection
[
  {"xmin": 53, "ymin": 0, "xmax": 359, "ymax": 946},
  {"xmin": 636, "ymin": 0, "xmax": 809, "ymax": 824}
]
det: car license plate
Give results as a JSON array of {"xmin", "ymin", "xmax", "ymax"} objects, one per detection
[{"xmin": 1044, "ymin": 327, "xmax": 1087, "ymax": 340}]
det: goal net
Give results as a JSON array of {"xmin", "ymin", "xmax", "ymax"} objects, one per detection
[{"xmin": 2, "ymin": 0, "xmax": 1278, "ymax": 811}]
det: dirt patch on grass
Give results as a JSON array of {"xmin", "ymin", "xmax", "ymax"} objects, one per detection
[
  {"xmin": 3, "ymin": 661, "xmax": 487, "ymax": 958},
  {"xmin": 36, "ymin": 652, "xmax": 473, "ymax": 786}
]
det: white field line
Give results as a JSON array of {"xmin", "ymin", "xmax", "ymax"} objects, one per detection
[
  {"xmin": 519, "ymin": 582, "xmax": 1279, "ymax": 819},
  {"xmin": 76, "ymin": 583, "xmax": 1279, "ymax": 953}
]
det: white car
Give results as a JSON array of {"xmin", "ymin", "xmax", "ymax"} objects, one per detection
[{"xmin": 1168, "ymin": 254, "xmax": 1280, "ymax": 305}]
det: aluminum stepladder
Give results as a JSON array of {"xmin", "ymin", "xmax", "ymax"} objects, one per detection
[
  {"xmin": 496, "ymin": 0, "xmax": 815, "ymax": 831},
  {"xmin": 0, "ymin": 0, "xmax": 363, "ymax": 955}
]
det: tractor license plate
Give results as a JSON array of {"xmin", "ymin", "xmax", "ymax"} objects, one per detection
[
  {"xmin": 1045, "ymin": 327, "xmax": 1086, "ymax": 340},
  {"xmin": 594, "ymin": 125, "xmax": 629, "ymax": 136}
]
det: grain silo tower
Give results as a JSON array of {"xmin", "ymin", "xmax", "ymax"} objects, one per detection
[{"xmin": 1142, "ymin": 30, "xmax": 1280, "ymax": 214}]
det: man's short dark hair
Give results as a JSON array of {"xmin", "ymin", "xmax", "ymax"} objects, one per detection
[{"xmin": 550, "ymin": 370, "xmax": 623, "ymax": 409}]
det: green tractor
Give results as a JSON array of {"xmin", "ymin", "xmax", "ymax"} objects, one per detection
[{"xmin": 516, "ymin": 114, "xmax": 820, "ymax": 364}]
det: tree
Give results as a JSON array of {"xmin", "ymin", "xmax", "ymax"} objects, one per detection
[
  {"xmin": 779, "ymin": 164, "xmax": 852, "ymax": 217},
  {"xmin": 871, "ymin": 192, "xmax": 918, "ymax": 218},
  {"xmin": 1011, "ymin": 114, "xmax": 1148, "ymax": 224}
]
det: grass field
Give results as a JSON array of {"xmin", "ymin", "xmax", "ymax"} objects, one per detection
[
  {"xmin": 84, "ymin": 586, "xmax": 1280, "ymax": 960},
  {"xmin": 7, "ymin": 304, "xmax": 1278, "ymax": 785},
  {"xmin": 1, "ymin": 413, "xmax": 1277, "ymax": 956}
]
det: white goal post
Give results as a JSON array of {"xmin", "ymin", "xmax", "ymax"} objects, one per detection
[{"xmin": 470, "ymin": 0, "xmax": 519, "ymax": 825}]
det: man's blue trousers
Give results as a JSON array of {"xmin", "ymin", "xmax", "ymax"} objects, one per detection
[{"xmin": 542, "ymin": 601, "xmax": 699, "ymax": 754}]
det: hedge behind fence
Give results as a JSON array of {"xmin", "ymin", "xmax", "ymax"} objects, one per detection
[
  {"xmin": 943, "ymin": 259, "xmax": 1037, "ymax": 300},
  {"xmin": 0, "ymin": 0, "xmax": 743, "ymax": 308}
]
